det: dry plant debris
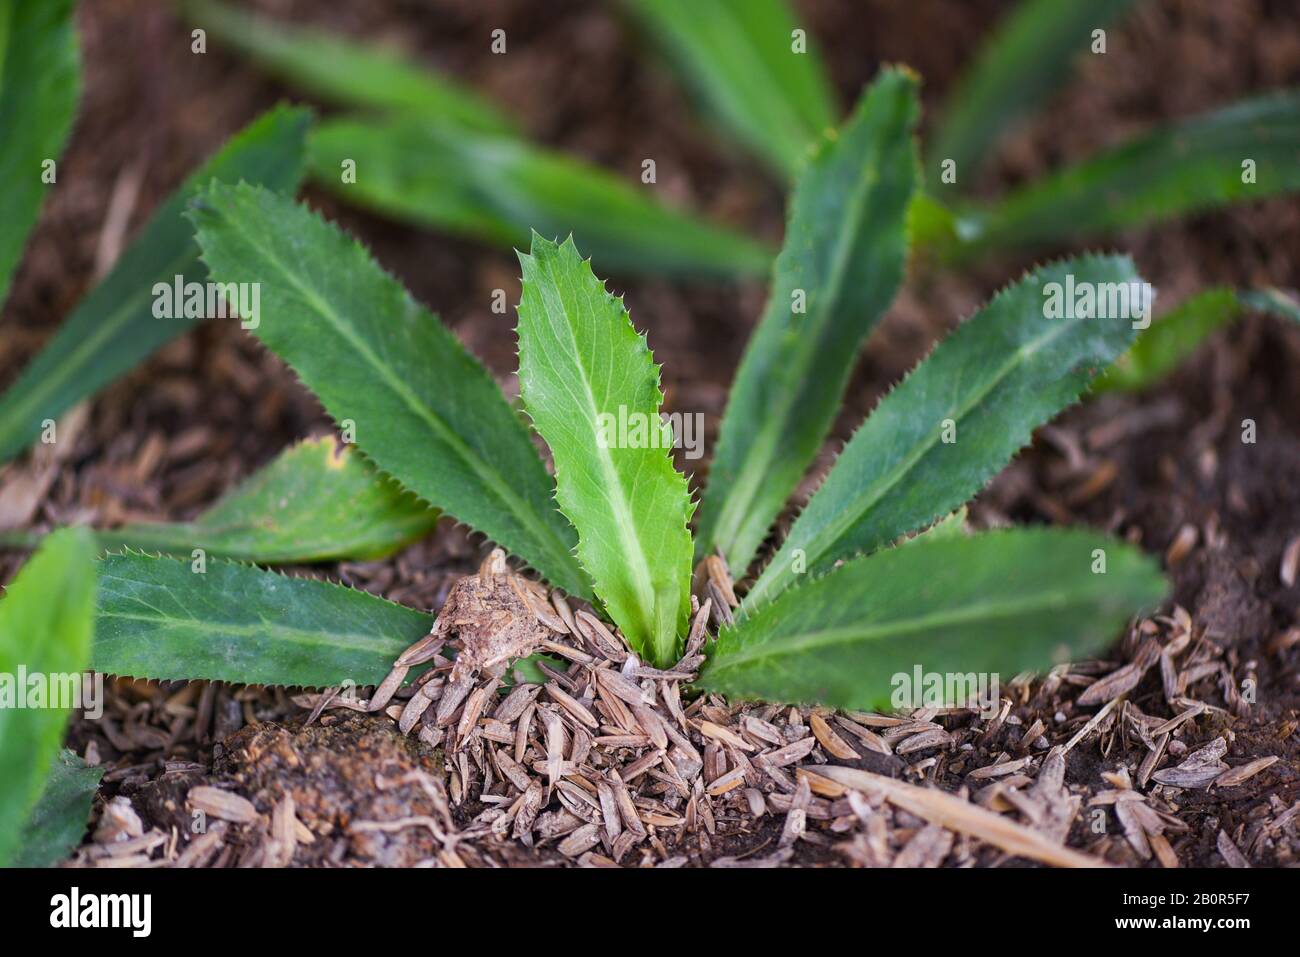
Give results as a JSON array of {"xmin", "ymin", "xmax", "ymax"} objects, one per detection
[{"xmin": 198, "ymin": 549, "xmax": 1287, "ymax": 870}]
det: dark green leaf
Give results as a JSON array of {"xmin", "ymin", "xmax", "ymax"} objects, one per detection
[
  {"xmin": 0, "ymin": 527, "xmax": 97, "ymax": 867},
  {"xmin": 0, "ymin": 105, "xmax": 311, "ymax": 464},
  {"xmin": 92, "ymin": 551, "xmax": 432, "ymax": 688},
  {"xmin": 746, "ymin": 255, "xmax": 1146, "ymax": 608},
  {"xmin": 13, "ymin": 749, "xmax": 103, "ymax": 868},
  {"xmin": 701, "ymin": 528, "xmax": 1166, "ymax": 710},
  {"xmin": 517, "ymin": 234, "xmax": 693, "ymax": 666},
  {"xmin": 966, "ymin": 91, "xmax": 1300, "ymax": 250},
  {"xmin": 307, "ymin": 116, "xmax": 772, "ymax": 278},
  {"xmin": 181, "ymin": 0, "xmax": 514, "ymax": 134},
  {"xmin": 930, "ymin": 0, "xmax": 1138, "ymax": 188},
  {"xmin": 696, "ymin": 70, "xmax": 919, "ymax": 575},
  {"xmin": 619, "ymin": 0, "xmax": 835, "ymax": 179},
  {"xmin": 188, "ymin": 184, "xmax": 591, "ymax": 599},
  {"xmin": 0, "ymin": 0, "xmax": 80, "ymax": 311}
]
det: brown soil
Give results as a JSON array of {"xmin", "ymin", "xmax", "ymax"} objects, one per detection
[{"xmin": 3, "ymin": 0, "xmax": 1298, "ymax": 867}]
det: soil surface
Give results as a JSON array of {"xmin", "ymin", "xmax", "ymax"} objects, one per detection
[{"xmin": 2, "ymin": 0, "xmax": 1298, "ymax": 867}]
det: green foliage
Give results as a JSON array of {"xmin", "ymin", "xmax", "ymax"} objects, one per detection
[
  {"xmin": 0, "ymin": 528, "xmax": 97, "ymax": 867},
  {"xmin": 745, "ymin": 255, "xmax": 1145, "ymax": 608},
  {"xmin": 92, "ymin": 551, "xmax": 432, "ymax": 687},
  {"xmin": 0, "ymin": 0, "xmax": 79, "ymax": 312},
  {"xmin": 86, "ymin": 436, "xmax": 438, "ymax": 562},
  {"xmin": 1098, "ymin": 286, "xmax": 1300, "ymax": 393},
  {"xmin": 0, "ymin": 36, "xmax": 1172, "ymax": 719},
  {"xmin": 13, "ymin": 749, "xmax": 103, "ymax": 868},
  {"xmin": 307, "ymin": 116, "xmax": 772, "ymax": 278},
  {"xmin": 696, "ymin": 70, "xmax": 919, "ymax": 575},
  {"xmin": 930, "ymin": 0, "xmax": 1138, "ymax": 188},
  {"xmin": 700, "ymin": 528, "xmax": 1165, "ymax": 710},
  {"xmin": 0, "ymin": 105, "xmax": 310, "ymax": 464},
  {"xmin": 517, "ymin": 234, "xmax": 693, "ymax": 666},
  {"xmin": 188, "ymin": 183, "xmax": 591, "ymax": 599},
  {"xmin": 1096, "ymin": 288, "xmax": 1241, "ymax": 393},
  {"xmin": 964, "ymin": 91, "xmax": 1300, "ymax": 251},
  {"xmin": 182, "ymin": 0, "xmax": 514, "ymax": 133},
  {"xmin": 1239, "ymin": 287, "xmax": 1300, "ymax": 325},
  {"xmin": 619, "ymin": 0, "xmax": 836, "ymax": 179}
]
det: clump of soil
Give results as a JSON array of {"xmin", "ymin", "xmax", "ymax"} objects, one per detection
[{"xmin": 134, "ymin": 715, "xmax": 453, "ymax": 867}]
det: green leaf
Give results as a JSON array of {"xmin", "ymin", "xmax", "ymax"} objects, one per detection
[
  {"xmin": 745, "ymin": 255, "xmax": 1146, "ymax": 608},
  {"xmin": 0, "ymin": 527, "xmax": 97, "ymax": 867},
  {"xmin": 618, "ymin": 0, "xmax": 835, "ymax": 179},
  {"xmin": 14, "ymin": 749, "xmax": 103, "ymax": 868},
  {"xmin": 0, "ymin": 105, "xmax": 311, "ymax": 464},
  {"xmin": 0, "ymin": 0, "xmax": 80, "ymax": 312},
  {"xmin": 696, "ymin": 70, "xmax": 919, "ymax": 576},
  {"xmin": 188, "ymin": 184, "xmax": 591, "ymax": 599},
  {"xmin": 898, "ymin": 507, "xmax": 968, "ymax": 548},
  {"xmin": 700, "ymin": 528, "xmax": 1166, "ymax": 710},
  {"xmin": 92, "ymin": 551, "xmax": 432, "ymax": 687},
  {"xmin": 1097, "ymin": 286, "xmax": 1300, "ymax": 393},
  {"xmin": 929, "ymin": 0, "xmax": 1138, "ymax": 188},
  {"xmin": 91, "ymin": 436, "xmax": 437, "ymax": 562},
  {"xmin": 517, "ymin": 234, "xmax": 693, "ymax": 666},
  {"xmin": 1239, "ymin": 286, "xmax": 1300, "ymax": 324},
  {"xmin": 181, "ymin": 0, "xmax": 514, "ymax": 134},
  {"xmin": 307, "ymin": 116, "xmax": 772, "ymax": 279},
  {"xmin": 965, "ymin": 90, "xmax": 1300, "ymax": 251},
  {"xmin": 1096, "ymin": 288, "xmax": 1241, "ymax": 393}
]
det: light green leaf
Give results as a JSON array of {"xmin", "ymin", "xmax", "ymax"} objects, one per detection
[
  {"xmin": 696, "ymin": 70, "xmax": 919, "ymax": 576},
  {"xmin": 930, "ymin": 0, "xmax": 1138, "ymax": 188},
  {"xmin": 188, "ymin": 184, "xmax": 591, "ymax": 599},
  {"xmin": 1096, "ymin": 288, "xmax": 1240, "ymax": 393},
  {"xmin": 517, "ymin": 234, "xmax": 693, "ymax": 667},
  {"xmin": 181, "ymin": 0, "xmax": 514, "ymax": 134},
  {"xmin": 1097, "ymin": 286, "xmax": 1300, "ymax": 393},
  {"xmin": 618, "ymin": 0, "xmax": 835, "ymax": 179},
  {"xmin": 0, "ymin": 527, "xmax": 97, "ymax": 867},
  {"xmin": 898, "ymin": 507, "xmax": 968, "ymax": 548},
  {"xmin": 89, "ymin": 436, "xmax": 435, "ymax": 562},
  {"xmin": 307, "ymin": 116, "xmax": 772, "ymax": 279},
  {"xmin": 965, "ymin": 90, "xmax": 1300, "ymax": 251},
  {"xmin": 92, "ymin": 551, "xmax": 432, "ymax": 687},
  {"xmin": 0, "ymin": 0, "xmax": 80, "ymax": 312},
  {"xmin": 746, "ymin": 255, "xmax": 1146, "ymax": 608},
  {"xmin": 0, "ymin": 105, "xmax": 311, "ymax": 464},
  {"xmin": 14, "ymin": 749, "xmax": 103, "ymax": 868},
  {"xmin": 701, "ymin": 528, "xmax": 1166, "ymax": 710}
]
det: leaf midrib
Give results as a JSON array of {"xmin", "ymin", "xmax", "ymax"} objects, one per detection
[
  {"xmin": 752, "ymin": 308, "xmax": 1083, "ymax": 604},
  {"xmin": 219, "ymin": 207, "xmax": 581, "ymax": 586},
  {"xmin": 710, "ymin": 145, "xmax": 885, "ymax": 556},
  {"xmin": 710, "ymin": 586, "xmax": 1111, "ymax": 675},
  {"xmin": 531, "ymin": 258, "xmax": 657, "ymax": 637},
  {"xmin": 97, "ymin": 607, "xmax": 413, "ymax": 656}
]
